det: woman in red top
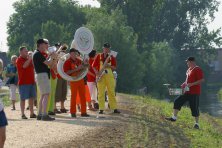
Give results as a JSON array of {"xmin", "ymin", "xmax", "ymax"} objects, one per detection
[
  {"xmin": 165, "ymin": 57, "xmax": 204, "ymax": 129},
  {"xmin": 63, "ymin": 48, "xmax": 89, "ymax": 117}
]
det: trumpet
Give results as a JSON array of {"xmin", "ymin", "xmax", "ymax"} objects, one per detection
[{"xmin": 48, "ymin": 44, "xmax": 68, "ymax": 74}]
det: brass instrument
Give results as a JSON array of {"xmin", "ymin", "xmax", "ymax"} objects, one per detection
[
  {"xmin": 96, "ymin": 53, "xmax": 112, "ymax": 82},
  {"xmin": 57, "ymin": 27, "xmax": 94, "ymax": 81}
]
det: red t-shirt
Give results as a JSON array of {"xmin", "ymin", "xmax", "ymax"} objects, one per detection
[
  {"xmin": 63, "ymin": 58, "xmax": 82, "ymax": 76},
  {"xmin": 87, "ymin": 58, "xmax": 96, "ymax": 82},
  {"xmin": 16, "ymin": 56, "xmax": 35, "ymax": 85},
  {"xmin": 92, "ymin": 53, "xmax": 117, "ymax": 71},
  {"xmin": 185, "ymin": 66, "xmax": 203, "ymax": 95}
]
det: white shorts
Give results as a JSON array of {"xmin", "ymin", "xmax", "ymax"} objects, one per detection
[
  {"xmin": 87, "ymin": 82, "xmax": 97, "ymax": 101},
  {"xmin": 35, "ymin": 73, "xmax": 50, "ymax": 95},
  {"xmin": 9, "ymin": 84, "xmax": 17, "ymax": 100}
]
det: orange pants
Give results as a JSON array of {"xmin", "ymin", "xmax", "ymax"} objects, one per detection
[
  {"xmin": 76, "ymin": 85, "xmax": 91, "ymax": 105},
  {"xmin": 70, "ymin": 79, "xmax": 86, "ymax": 114}
]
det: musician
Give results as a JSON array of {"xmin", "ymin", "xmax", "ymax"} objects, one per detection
[
  {"xmin": 33, "ymin": 38, "xmax": 55, "ymax": 121},
  {"xmin": 87, "ymin": 50, "xmax": 98, "ymax": 110},
  {"xmin": 92, "ymin": 43, "xmax": 120, "ymax": 114},
  {"xmin": 54, "ymin": 44, "xmax": 68, "ymax": 114},
  {"xmin": 63, "ymin": 48, "xmax": 89, "ymax": 117},
  {"xmin": 165, "ymin": 57, "xmax": 204, "ymax": 129},
  {"xmin": 16, "ymin": 46, "xmax": 36, "ymax": 119}
]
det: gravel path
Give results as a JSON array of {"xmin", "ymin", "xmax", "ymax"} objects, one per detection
[{"xmin": 4, "ymin": 94, "xmax": 130, "ymax": 148}]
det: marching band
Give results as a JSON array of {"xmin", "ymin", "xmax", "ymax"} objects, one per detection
[{"xmin": 0, "ymin": 27, "xmax": 120, "ymax": 122}]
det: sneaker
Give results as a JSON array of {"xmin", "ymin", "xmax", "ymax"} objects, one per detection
[
  {"xmin": 37, "ymin": 114, "xmax": 42, "ymax": 120},
  {"xmin": 113, "ymin": 109, "xmax": 121, "ymax": 114},
  {"xmin": 22, "ymin": 114, "xmax": 28, "ymax": 119},
  {"xmin": 48, "ymin": 111, "xmax": 55, "ymax": 115},
  {"xmin": 193, "ymin": 123, "xmax": 200, "ymax": 129},
  {"xmin": 165, "ymin": 117, "xmax": 176, "ymax": 122},
  {"xmin": 81, "ymin": 113, "xmax": 90, "ymax": 117},
  {"xmin": 99, "ymin": 110, "xmax": 104, "ymax": 114},
  {"xmin": 30, "ymin": 113, "xmax": 37, "ymax": 118},
  {"xmin": 11, "ymin": 106, "xmax": 16, "ymax": 110},
  {"xmin": 41, "ymin": 115, "xmax": 55, "ymax": 121},
  {"xmin": 71, "ymin": 113, "xmax": 76, "ymax": 118}
]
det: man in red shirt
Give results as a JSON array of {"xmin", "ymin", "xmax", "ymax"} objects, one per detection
[
  {"xmin": 92, "ymin": 43, "xmax": 120, "ymax": 114},
  {"xmin": 16, "ymin": 46, "xmax": 36, "ymax": 119},
  {"xmin": 165, "ymin": 57, "xmax": 204, "ymax": 129},
  {"xmin": 63, "ymin": 48, "xmax": 89, "ymax": 117}
]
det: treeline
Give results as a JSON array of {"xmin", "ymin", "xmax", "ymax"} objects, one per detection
[{"xmin": 7, "ymin": 0, "xmax": 222, "ymax": 97}]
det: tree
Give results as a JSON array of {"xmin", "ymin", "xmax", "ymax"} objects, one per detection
[
  {"xmin": 7, "ymin": 0, "xmax": 85, "ymax": 55},
  {"xmin": 85, "ymin": 8, "xmax": 145, "ymax": 92}
]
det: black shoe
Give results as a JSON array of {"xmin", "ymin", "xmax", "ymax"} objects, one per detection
[
  {"xmin": 165, "ymin": 117, "xmax": 176, "ymax": 122},
  {"xmin": 99, "ymin": 110, "xmax": 104, "ymax": 114},
  {"xmin": 22, "ymin": 114, "xmax": 28, "ymax": 119},
  {"xmin": 30, "ymin": 113, "xmax": 37, "ymax": 118},
  {"xmin": 37, "ymin": 114, "xmax": 42, "ymax": 120},
  {"xmin": 60, "ymin": 108, "xmax": 68, "ymax": 113},
  {"xmin": 11, "ymin": 106, "xmax": 16, "ymax": 110},
  {"xmin": 71, "ymin": 113, "xmax": 76, "ymax": 118},
  {"xmin": 48, "ymin": 111, "xmax": 55, "ymax": 115},
  {"xmin": 94, "ymin": 103, "xmax": 99, "ymax": 109},
  {"xmin": 26, "ymin": 106, "xmax": 29, "ymax": 110},
  {"xmin": 81, "ymin": 113, "xmax": 90, "ymax": 117},
  {"xmin": 41, "ymin": 115, "xmax": 55, "ymax": 121},
  {"xmin": 193, "ymin": 124, "xmax": 200, "ymax": 129},
  {"xmin": 113, "ymin": 109, "xmax": 121, "ymax": 114},
  {"xmin": 54, "ymin": 109, "xmax": 61, "ymax": 114}
]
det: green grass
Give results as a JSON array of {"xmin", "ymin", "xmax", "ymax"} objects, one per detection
[
  {"xmin": 122, "ymin": 94, "xmax": 222, "ymax": 148},
  {"xmin": 217, "ymin": 88, "xmax": 222, "ymax": 101}
]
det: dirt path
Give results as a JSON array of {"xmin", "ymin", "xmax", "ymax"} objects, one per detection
[
  {"xmin": 4, "ymin": 93, "xmax": 130, "ymax": 148},
  {"xmin": 4, "ymin": 93, "xmax": 191, "ymax": 148}
]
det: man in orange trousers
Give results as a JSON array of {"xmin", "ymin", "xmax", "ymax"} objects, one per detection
[{"xmin": 64, "ymin": 48, "xmax": 89, "ymax": 117}]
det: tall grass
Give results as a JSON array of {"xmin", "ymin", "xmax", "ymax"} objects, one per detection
[{"xmin": 124, "ymin": 94, "xmax": 222, "ymax": 148}]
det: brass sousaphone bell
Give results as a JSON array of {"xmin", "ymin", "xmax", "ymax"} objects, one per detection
[{"xmin": 57, "ymin": 27, "xmax": 94, "ymax": 81}]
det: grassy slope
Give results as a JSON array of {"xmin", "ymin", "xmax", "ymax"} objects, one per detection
[{"xmin": 118, "ymin": 93, "xmax": 222, "ymax": 148}]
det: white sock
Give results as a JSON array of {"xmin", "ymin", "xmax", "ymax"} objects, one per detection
[{"xmin": 172, "ymin": 115, "xmax": 177, "ymax": 120}]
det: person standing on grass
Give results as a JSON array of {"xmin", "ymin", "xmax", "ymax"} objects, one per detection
[
  {"xmin": 165, "ymin": 57, "xmax": 204, "ymax": 129},
  {"xmin": 5, "ymin": 55, "xmax": 18, "ymax": 111},
  {"xmin": 16, "ymin": 46, "xmax": 37, "ymax": 119},
  {"xmin": 0, "ymin": 59, "xmax": 7, "ymax": 148}
]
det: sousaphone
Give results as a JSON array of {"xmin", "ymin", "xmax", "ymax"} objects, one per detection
[{"xmin": 57, "ymin": 27, "xmax": 94, "ymax": 81}]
